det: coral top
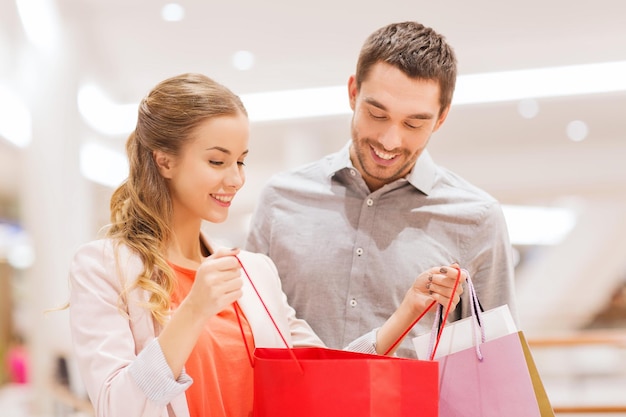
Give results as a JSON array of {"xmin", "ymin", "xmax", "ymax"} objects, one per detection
[{"xmin": 170, "ymin": 263, "xmax": 255, "ymax": 417}]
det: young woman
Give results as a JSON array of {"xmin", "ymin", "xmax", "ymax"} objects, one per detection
[{"xmin": 68, "ymin": 73, "xmax": 465, "ymax": 417}]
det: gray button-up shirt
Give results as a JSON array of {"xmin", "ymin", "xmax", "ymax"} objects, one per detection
[{"xmin": 246, "ymin": 142, "xmax": 517, "ymax": 358}]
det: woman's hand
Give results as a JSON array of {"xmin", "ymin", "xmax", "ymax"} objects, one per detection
[
  {"xmin": 186, "ymin": 247, "xmax": 243, "ymax": 319},
  {"xmin": 159, "ymin": 247, "xmax": 243, "ymax": 378}
]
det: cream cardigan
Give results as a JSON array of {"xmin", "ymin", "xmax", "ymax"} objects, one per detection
[{"xmin": 69, "ymin": 237, "xmax": 376, "ymax": 417}]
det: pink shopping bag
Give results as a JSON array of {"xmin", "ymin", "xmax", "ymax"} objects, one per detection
[{"xmin": 414, "ymin": 273, "xmax": 555, "ymax": 417}]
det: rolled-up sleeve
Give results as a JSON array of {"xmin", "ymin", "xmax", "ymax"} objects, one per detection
[
  {"xmin": 128, "ymin": 338, "xmax": 192, "ymax": 405},
  {"xmin": 344, "ymin": 329, "xmax": 379, "ymax": 355},
  {"xmin": 69, "ymin": 240, "xmax": 189, "ymax": 417}
]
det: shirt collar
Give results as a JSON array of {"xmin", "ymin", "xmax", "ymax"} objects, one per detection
[
  {"xmin": 406, "ymin": 149, "xmax": 437, "ymax": 195},
  {"xmin": 324, "ymin": 141, "xmax": 354, "ymax": 176},
  {"xmin": 324, "ymin": 141, "xmax": 437, "ymax": 196}
]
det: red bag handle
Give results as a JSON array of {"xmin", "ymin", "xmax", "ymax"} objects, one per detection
[
  {"xmin": 235, "ymin": 255, "xmax": 460, "ymax": 363},
  {"xmin": 234, "ymin": 255, "xmax": 303, "ymax": 372},
  {"xmin": 383, "ymin": 266, "xmax": 463, "ymax": 357},
  {"xmin": 428, "ymin": 266, "xmax": 463, "ymax": 360}
]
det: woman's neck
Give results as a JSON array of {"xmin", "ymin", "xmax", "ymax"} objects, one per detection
[{"xmin": 166, "ymin": 221, "xmax": 206, "ymax": 268}]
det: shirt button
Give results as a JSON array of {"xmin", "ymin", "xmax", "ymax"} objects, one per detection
[
  {"xmin": 366, "ymin": 198, "xmax": 374, "ymax": 206},
  {"xmin": 356, "ymin": 248, "xmax": 363, "ymax": 256},
  {"xmin": 350, "ymin": 298, "xmax": 357, "ymax": 307},
  {"xmin": 350, "ymin": 169, "xmax": 356, "ymax": 176}
]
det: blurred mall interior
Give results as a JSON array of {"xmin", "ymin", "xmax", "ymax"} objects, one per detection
[{"xmin": 1, "ymin": 0, "xmax": 625, "ymax": 416}]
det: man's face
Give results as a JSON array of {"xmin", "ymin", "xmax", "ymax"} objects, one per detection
[{"xmin": 348, "ymin": 62, "xmax": 449, "ymax": 191}]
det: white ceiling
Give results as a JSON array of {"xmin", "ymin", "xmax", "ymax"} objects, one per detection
[{"xmin": 1, "ymin": 0, "xmax": 626, "ymax": 334}]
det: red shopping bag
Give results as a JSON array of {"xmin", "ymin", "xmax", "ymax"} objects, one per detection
[
  {"xmin": 253, "ymin": 347, "xmax": 438, "ymax": 417},
  {"xmin": 235, "ymin": 257, "xmax": 461, "ymax": 417}
]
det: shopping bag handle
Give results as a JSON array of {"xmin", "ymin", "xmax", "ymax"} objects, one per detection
[
  {"xmin": 428, "ymin": 266, "xmax": 465, "ymax": 360},
  {"xmin": 234, "ymin": 255, "xmax": 304, "ymax": 372},
  {"xmin": 383, "ymin": 266, "xmax": 464, "ymax": 357},
  {"xmin": 426, "ymin": 270, "xmax": 487, "ymax": 360},
  {"xmin": 382, "ymin": 300, "xmax": 437, "ymax": 356}
]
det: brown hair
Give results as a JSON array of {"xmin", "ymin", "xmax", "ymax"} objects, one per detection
[
  {"xmin": 355, "ymin": 21, "xmax": 457, "ymax": 112},
  {"xmin": 107, "ymin": 73, "xmax": 247, "ymax": 324}
]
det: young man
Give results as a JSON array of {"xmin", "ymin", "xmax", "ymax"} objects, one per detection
[{"xmin": 246, "ymin": 21, "xmax": 517, "ymax": 358}]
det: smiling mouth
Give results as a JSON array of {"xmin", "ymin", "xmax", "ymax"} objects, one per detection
[
  {"xmin": 371, "ymin": 146, "xmax": 398, "ymax": 161},
  {"xmin": 211, "ymin": 194, "xmax": 234, "ymax": 204}
]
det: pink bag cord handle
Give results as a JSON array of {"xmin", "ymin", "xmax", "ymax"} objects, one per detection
[{"xmin": 426, "ymin": 269, "xmax": 486, "ymax": 361}]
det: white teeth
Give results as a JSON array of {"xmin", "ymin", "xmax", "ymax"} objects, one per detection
[
  {"xmin": 373, "ymin": 148, "xmax": 396, "ymax": 160},
  {"xmin": 213, "ymin": 195, "xmax": 233, "ymax": 203}
]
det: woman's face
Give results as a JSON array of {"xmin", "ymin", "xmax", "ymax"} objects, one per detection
[{"xmin": 157, "ymin": 112, "xmax": 250, "ymax": 224}]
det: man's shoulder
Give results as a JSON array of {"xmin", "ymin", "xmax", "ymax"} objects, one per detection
[
  {"xmin": 434, "ymin": 164, "xmax": 499, "ymax": 205},
  {"xmin": 265, "ymin": 153, "xmax": 335, "ymax": 191}
]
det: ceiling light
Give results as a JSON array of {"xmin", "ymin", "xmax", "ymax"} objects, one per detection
[
  {"xmin": 232, "ymin": 50, "xmax": 255, "ymax": 71},
  {"xmin": 566, "ymin": 120, "xmax": 589, "ymax": 142},
  {"xmin": 241, "ymin": 60, "xmax": 626, "ymax": 121},
  {"xmin": 161, "ymin": 3, "xmax": 185, "ymax": 22},
  {"xmin": 78, "ymin": 60, "xmax": 626, "ymax": 131},
  {"xmin": 502, "ymin": 205, "xmax": 577, "ymax": 246},
  {"xmin": 517, "ymin": 99, "xmax": 539, "ymax": 119},
  {"xmin": 241, "ymin": 86, "xmax": 349, "ymax": 122},
  {"xmin": 453, "ymin": 60, "xmax": 626, "ymax": 105}
]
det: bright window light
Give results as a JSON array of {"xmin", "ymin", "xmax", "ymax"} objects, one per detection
[
  {"xmin": 78, "ymin": 84, "xmax": 138, "ymax": 136},
  {"xmin": 15, "ymin": 0, "xmax": 60, "ymax": 50},
  {"xmin": 502, "ymin": 205, "xmax": 577, "ymax": 246},
  {"xmin": 0, "ymin": 84, "xmax": 32, "ymax": 148},
  {"xmin": 80, "ymin": 142, "xmax": 129, "ymax": 188},
  {"xmin": 0, "ymin": 222, "xmax": 34, "ymax": 270}
]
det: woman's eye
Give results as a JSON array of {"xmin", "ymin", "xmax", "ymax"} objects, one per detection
[
  {"xmin": 209, "ymin": 160, "xmax": 224, "ymax": 166},
  {"xmin": 237, "ymin": 161, "xmax": 246, "ymax": 167}
]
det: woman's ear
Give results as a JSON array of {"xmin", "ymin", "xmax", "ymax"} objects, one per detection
[{"xmin": 153, "ymin": 150, "xmax": 173, "ymax": 178}]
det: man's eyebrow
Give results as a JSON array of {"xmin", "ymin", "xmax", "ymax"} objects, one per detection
[{"xmin": 364, "ymin": 97, "xmax": 434, "ymax": 120}]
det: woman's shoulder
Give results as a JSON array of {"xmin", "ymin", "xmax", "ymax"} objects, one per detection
[
  {"xmin": 70, "ymin": 238, "xmax": 144, "ymax": 287},
  {"xmin": 73, "ymin": 238, "xmax": 137, "ymax": 263},
  {"xmin": 231, "ymin": 250, "xmax": 279, "ymax": 280}
]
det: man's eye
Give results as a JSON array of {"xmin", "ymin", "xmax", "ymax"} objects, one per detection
[
  {"xmin": 369, "ymin": 111, "xmax": 386, "ymax": 120},
  {"xmin": 405, "ymin": 122, "xmax": 424, "ymax": 130}
]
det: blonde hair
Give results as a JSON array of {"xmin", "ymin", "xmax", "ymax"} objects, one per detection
[{"xmin": 107, "ymin": 73, "xmax": 247, "ymax": 324}]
